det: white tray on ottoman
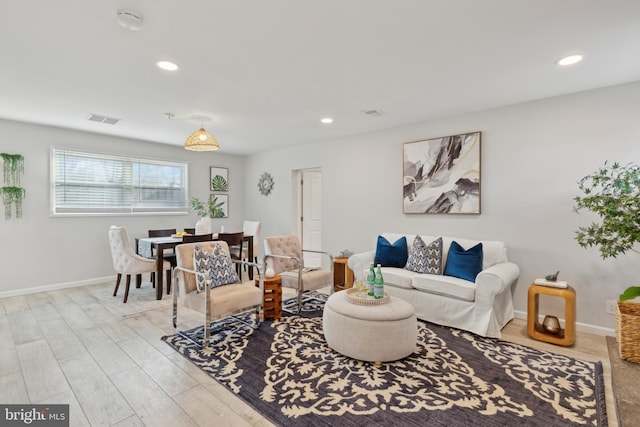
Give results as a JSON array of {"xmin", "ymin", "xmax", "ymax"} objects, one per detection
[{"xmin": 322, "ymin": 290, "xmax": 417, "ymax": 364}]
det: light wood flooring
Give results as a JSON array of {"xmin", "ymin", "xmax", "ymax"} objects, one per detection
[{"xmin": 0, "ymin": 280, "xmax": 618, "ymax": 426}]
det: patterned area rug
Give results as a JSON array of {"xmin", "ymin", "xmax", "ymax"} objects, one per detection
[{"xmin": 162, "ymin": 303, "xmax": 607, "ymax": 426}]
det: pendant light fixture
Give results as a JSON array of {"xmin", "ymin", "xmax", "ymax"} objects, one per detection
[
  {"xmin": 165, "ymin": 114, "xmax": 220, "ymax": 151},
  {"xmin": 183, "ymin": 126, "xmax": 220, "ymax": 151}
]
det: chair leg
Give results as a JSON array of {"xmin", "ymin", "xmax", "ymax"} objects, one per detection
[
  {"xmin": 113, "ymin": 273, "xmax": 122, "ymax": 297},
  {"xmin": 172, "ymin": 295, "xmax": 178, "ymax": 329},
  {"xmin": 166, "ymin": 269, "xmax": 171, "ymax": 295},
  {"xmin": 151, "ymin": 272, "xmax": 156, "ymax": 288},
  {"xmin": 202, "ymin": 313, "xmax": 211, "ymax": 349},
  {"xmin": 123, "ymin": 275, "xmax": 131, "ymax": 303}
]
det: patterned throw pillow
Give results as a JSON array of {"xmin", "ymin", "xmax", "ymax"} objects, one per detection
[
  {"xmin": 194, "ymin": 244, "xmax": 241, "ymax": 290},
  {"xmin": 405, "ymin": 236, "xmax": 443, "ymax": 274}
]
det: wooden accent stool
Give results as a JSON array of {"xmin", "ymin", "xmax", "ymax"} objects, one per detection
[
  {"xmin": 333, "ymin": 257, "xmax": 354, "ymax": 292},
  {"xmin": 257, "ymin": 275, "xmax": 282, "ymax": 320},
  {"xmin": 527, "ymin": 284, "xmax": 576, "ymax": 346}
]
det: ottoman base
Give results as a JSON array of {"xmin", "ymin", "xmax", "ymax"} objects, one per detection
[{"xmin": 323, "ymin": 291, "xmax": 417, "ymax": 363}]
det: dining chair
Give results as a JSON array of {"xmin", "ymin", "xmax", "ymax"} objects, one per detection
[
  {"xmin": 182, "ymin": 233, "xmax": 213, "ymax": 243},
  {"xmin": 172, "ymin": 241, "xmax": 264, "ymax": 348},
  {"xmin": 241, "ymin": 220, "xmax": 261, "ymax": 264},
  {"xmin": 183, "ymin": 228, "xmax": 195, "ymax": 235},
  {"xmin": 264, "ymin": 235, "xmax": 333, "ymax": 313},
  {"xmin": 108, "ymin": 225, "xmax": 171, "ymax": 303},
  {"xmin": 148, "ymin": 228, "xmax": 177, "ymax": 286},
  {"xmin": 217, "ymin": 232, "xmax": 245, "ymax": 278}
]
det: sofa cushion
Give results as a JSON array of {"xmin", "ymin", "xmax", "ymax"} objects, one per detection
[
  {"xmin": 194, "ymin": 243, "xmax": 241, "ymax": 289},
  {"xmin": 405, "ymin": 235, "xmax": 443, "ymax": 274},
  {"xmin": 443, "ymin": 241, "xmax": 483, "ymax": 282},
  {"xmin": 379, "ymin": 267, "xmax": 415, "ymax": 289},
  {"xmin": 412, "ymin": 274, "xmax": 476, "ymax": 302},
  {"xmin": 374, "ymin": 235, "xmax": 408, "ymax": 268}
]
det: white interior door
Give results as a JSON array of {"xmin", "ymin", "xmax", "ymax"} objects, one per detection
[{"xmin": 301, "ymin": 169, "xmax": 322, "ymax": 267}]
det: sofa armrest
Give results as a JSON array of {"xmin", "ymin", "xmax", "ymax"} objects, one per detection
[
  {"xmin": 475, "ymin": 262, "xmax": 520, "ymax": 297},
  {"xmin": 348, "ymin": 250, "xmax": 375, "ymax": 280}
]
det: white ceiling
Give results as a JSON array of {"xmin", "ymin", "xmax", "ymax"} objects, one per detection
[{"xmin": 1, "ymin": 1, "xmax": 639, "ymax": 155}]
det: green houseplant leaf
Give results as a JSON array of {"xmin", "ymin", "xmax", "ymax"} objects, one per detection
[
  {"xmin": 574, "ymin": 161, "xmax": 640, "ymax": 301},
  {"xmin": 191, "ymin": 195, "xmax": 226, "ymax": 218},
  {"xmin": 190, "ymin": 197, "xmax": 207, "ymax": 218},
  {"xmin": 620, "ymin": 286, "xmax": 640, "ymax": 301},
  {"xmin": 0, "ymin": 186, "xmax": 26, "ymax": 219}
]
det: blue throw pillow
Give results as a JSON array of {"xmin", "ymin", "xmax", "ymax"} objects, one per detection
[
  {"xmin": 374, "ymin": 235, "xmax": 408, "ymax": 267},
  {"xmin": 443, "ymin": 241, "xmax": 483, "ymax": 282}
]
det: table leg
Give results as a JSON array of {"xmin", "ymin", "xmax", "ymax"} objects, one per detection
[{"xmin": 156, "ymin": 250, "xmax": 164, "ymax": 300}]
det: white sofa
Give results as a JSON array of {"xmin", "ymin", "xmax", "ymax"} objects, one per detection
[{"xmin": 348, "ymin": 232, "xmax": 520, "ymax": 338}]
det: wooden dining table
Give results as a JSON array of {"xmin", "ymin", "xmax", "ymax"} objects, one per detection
[{"xmin": 137, "ymin": 234, "xmax": 254, "ymax": 300}]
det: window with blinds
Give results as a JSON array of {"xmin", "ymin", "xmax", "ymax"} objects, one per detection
[{"xmin": 51, "ymin": 147, "xmax": 189, "ymax": 215}]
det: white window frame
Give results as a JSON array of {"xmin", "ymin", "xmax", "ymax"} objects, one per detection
[{"xmin": 50, "ymin": 147, "xmax": 189, "ymax": 216}]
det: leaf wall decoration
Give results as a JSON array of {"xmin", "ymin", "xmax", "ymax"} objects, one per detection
[{"xmin": 211, "ymin": 175, "xmax": 229, "ymax": 191}]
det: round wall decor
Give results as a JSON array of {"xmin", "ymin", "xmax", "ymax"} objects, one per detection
[{"xmin": 258, "ymin": 172, "xmax": 274, "ymax": 195}]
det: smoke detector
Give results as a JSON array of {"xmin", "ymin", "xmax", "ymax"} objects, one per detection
[{"xmin": 116, "ymin": 9, "xmax": 143, "ymax": 31}]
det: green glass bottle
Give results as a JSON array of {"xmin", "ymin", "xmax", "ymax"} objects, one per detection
[
  {"xmin": 374, "ymin": 264, "xmax": 384, "ymax": 299},
  {"xmin": 367, "ymin": 262, "xmax": 375, "ymax": 296}
]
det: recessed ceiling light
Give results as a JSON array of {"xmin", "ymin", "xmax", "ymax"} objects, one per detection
[
  {"xmin": 556, "ymin": 54, "xmax": 583, "ymax": 66},
  {"xmin": 321, "ymin": 117, "xmax": 333, "ymax": 124},
  {"xmin": 156, "ymin": 61, "xmax": 179, "ymax": 71}
]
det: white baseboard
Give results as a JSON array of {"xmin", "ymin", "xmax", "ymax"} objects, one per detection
[
  {"xmin": 513, "ymin": 309, "xmax": 615, "ymax": 337},
  {"xmin": 0, "ymin": 276, "xmax": 116, "ymax": 299}
]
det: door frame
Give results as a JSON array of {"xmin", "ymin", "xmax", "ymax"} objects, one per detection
[{"xmin": 292, "ymin": 167, "xmax": 322, "ymax": 255}]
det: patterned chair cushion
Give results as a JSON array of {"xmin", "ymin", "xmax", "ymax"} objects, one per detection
[
  {"xmin": 194, "ymin": 243, "xmax": 241, "ymax": 290},
  {"xmin": 405, "ymin": 235, "xmax": 443, "ymax": 274}
]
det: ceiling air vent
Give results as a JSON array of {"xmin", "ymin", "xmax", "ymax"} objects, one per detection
[
  {"xmin": 87, "ymin": 114, "xmax": 122, "ymax": 125},
  {"xmin": 361, "ymin": 108, "xmax": 383, "ymax": 117}
]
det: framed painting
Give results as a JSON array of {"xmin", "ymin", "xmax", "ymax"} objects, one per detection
[
  {"xmin": 403, "ymin": 131, "xmax": 481, "ymax": 214},
  {"xmin": 209, "ymin": 193, "xmax": 229, "ymax": 218},
  {"xmin": 210, "ymin": 167, "xmax": 229, "ymax": 192}
]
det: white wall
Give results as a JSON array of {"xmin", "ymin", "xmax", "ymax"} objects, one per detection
[
  {"xmin": 245, "ymin": 80, "xmax": 640, "ymax": 332},
  {"xmin": 2, "ymin": 81, "xmax": 638, "ymax": 331},
  {"xmin": 0, "ymin": 120, "xmax": 246, "ymax": 296}
]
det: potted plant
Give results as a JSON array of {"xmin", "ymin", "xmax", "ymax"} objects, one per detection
[
  {"xmin": 191, "ymin": 196, "xmax": 226, "ymax": 234},
  {"xmin": 191, "ymin": 196, "xmax": 225, "ymax": 218},
  {"xmin": 0, "ymin": 153, "xmax": 25, "ymax": 219},
  {"xmin": 574, "ymin": 161, "xmax": 640, "ymax": 362}
]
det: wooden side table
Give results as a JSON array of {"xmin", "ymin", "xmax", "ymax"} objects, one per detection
[
  {"xmin": 333, "ymin": 257, "xmax": 354, "ymax": 292},
  {"xmin": 527, "ymin": 284, "xmax": 576, "ymax": 346},
  {"xmin": 256, "ymin": 275, "xmax": 282, "ymax": 320}
]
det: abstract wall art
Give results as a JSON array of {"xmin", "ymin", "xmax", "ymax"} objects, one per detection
[{"xmin": 403, "ymin": 131, "xmax": 481, "ymax": 214}]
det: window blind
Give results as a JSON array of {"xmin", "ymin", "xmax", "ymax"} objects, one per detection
[{"xmin": 51, "ymin": 147, "xmax": 189, "ymax": 215}]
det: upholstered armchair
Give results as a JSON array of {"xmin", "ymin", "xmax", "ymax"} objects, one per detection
[
  {"xmin": 264, "ymin": 235, "xmax": 333, "ymax": 313},
  {"xmin": 172, "ymin": 241, "xmax": 264, "ymax": 348},
  {"xmin": 108, "ymin": 225, "xmax": 171, "ymax": 303}
]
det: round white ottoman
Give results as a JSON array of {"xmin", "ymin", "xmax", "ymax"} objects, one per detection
[{"xmin": 322, "ymin": 290, "xmax": 417, "ymax": 363}]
